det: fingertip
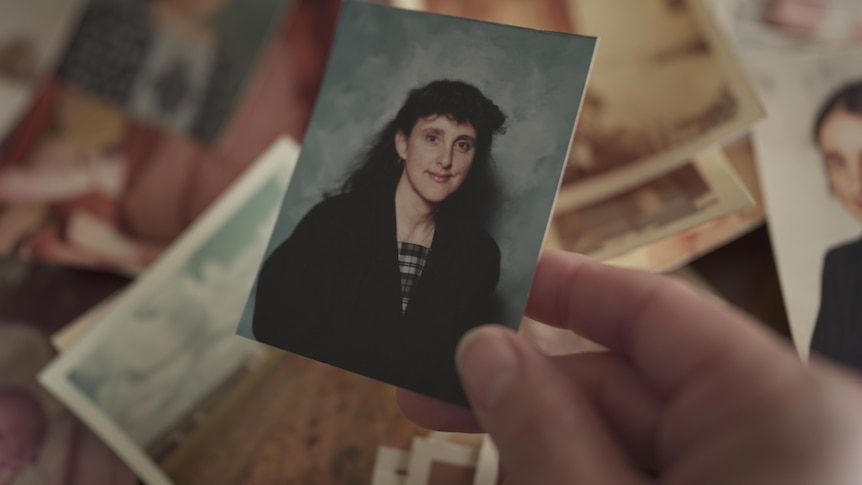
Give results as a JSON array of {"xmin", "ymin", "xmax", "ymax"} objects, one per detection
[{"xmin": 456, "ymin": 325, "xmax": 522, "ymax": 411}]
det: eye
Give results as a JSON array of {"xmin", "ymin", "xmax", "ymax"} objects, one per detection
[
  {"xmin": 456, "ymin": 140, "xmax": 474, "ymax": 152},
  {"xmin": 826, "ymin": 154, "xmax": 846, "ymax": 169},
  {"xmin": 425, "ymin": 134, "xmax": 440, "ymax": 143}
]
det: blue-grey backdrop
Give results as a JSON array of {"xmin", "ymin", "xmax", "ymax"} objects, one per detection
[{"xmin": 238, "ymin": 0, "xmax": 594, "ymax": 337}]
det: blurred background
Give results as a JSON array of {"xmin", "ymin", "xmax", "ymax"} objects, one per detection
[{"xmin": 3, "ymin": 0, "xmax": 859, "ymax": 483}]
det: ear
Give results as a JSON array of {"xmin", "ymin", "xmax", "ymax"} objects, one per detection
[{"xmin": 395, "ymin": 130, "xmax": 408, "ymax": 160}]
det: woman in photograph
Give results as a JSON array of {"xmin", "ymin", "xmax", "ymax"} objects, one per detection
[
  {"xmin": 809, "ymin": 81, "xmax": 862, "ymax": 368},
  {"xmin": 253, "ymin": 80, "xmax": 506, "ymax": 404}
]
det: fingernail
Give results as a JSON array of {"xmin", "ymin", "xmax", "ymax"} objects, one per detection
[{"xmin": 456, "ymin": 326, "xmax": 520, "ymax": 410}]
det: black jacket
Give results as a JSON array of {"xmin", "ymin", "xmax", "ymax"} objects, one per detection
[
  {"xmin": 253, "ymin": 190, "xmax": 500, "ymax": 406},
  {"xmin": 810, "ymin": 237, "xmax": 862, "ymax": 369}
]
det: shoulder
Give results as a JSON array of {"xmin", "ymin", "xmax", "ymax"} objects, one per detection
[
  {"xmin": 824, "ymin": 237, "xmax": 862, "ymax": 267},
  {"xmin": 285, "ymin": 192, "xmax": 378, "ymax": 241},
  {"xmin": 302, "ymin": 192, "xmax": 371, "ymax": 222}
]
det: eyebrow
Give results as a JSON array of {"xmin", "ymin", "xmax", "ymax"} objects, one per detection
[{"xmin": 421, "ymin": 128, "xmax": 475, "ymax": 142}]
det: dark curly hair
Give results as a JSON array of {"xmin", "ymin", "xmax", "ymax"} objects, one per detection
[
  {"xmin": 814, "ymin": 82, "xmax": 862, "ymax": 143},
  {"xmin": 338, "ymin": 80, "xmax": 507, "ymax": 224}
]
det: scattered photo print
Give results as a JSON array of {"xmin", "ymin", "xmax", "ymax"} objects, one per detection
[
  {"xmin": 750, "ymin": 47, "xmax": 862, "ymax": 365},
  {"xmin": 712, "ymin": 0, "xmax": 862, "ymax": 51},
  {"xmin": 54, "ymin": 0, "xmax": 290, "ymax": 143},
  {"xmin": 0, "ymin": 321, "xmax": 135, "ymax": 485},
  {"xmin": 0, "ymin": 1, "xmax": 331, "ymax": 274},
  {"xmin": 553, "ymin": 149, "xmax": 752, "ymax": 261},
  {"xmin": 556, "ymin": 0, "xmax": 763, "ymax": 211},
  {"xmin": 39, "ymin": 139, "xmax": 299, "ymax": 485},
  {"xmin": 605, "ymin": 138, "xmax": 765, "ymax": 273}
]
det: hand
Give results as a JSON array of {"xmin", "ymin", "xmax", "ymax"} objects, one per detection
[{"xmin": 398, "ymin": 250, "xmax": 862, "ymax": 484}]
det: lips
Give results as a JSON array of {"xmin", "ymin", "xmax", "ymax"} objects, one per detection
[{"xmin": 427, "ymin": 171, "xmax": 452, "ymax": 183}]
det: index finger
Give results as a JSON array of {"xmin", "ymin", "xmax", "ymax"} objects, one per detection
[{"xmin": 526, "ymin": 250, "xmax": 796, "ymax": 395}]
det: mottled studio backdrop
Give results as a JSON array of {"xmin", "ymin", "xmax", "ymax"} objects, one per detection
[{"xmin": 238, "ymin": 0, "xmax": 594, "ymax": 336}]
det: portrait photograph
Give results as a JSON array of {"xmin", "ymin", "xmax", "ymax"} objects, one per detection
[
  {"xmin": 751, "ymin": 46, "xmax": 862, "ymax": 365},
  {"xmin": 39, "ymin": 140, "xmax": 298, "ymax": 485},
  {"xmin": 238, "ymin": 0, "xmax": 596, "ymax": 407}
]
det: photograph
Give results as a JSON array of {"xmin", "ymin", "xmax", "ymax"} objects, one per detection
[
  {"xmin": 55, "ymin": 0, "xmax": 289, "ymax": 143},
  {"xmin": 751, "ymin": 46, "xmax": 862, "ymax": 365},
  {"xmin": 0, "ymin": 84, "xmax": 215, "ymax": 274},
  {"xmin": 403, "ymin": 437, "xmax": 477, "ymax": 485},
  {"xmin": 553, "ymin": 149, "xmax": 752, "ymax": 262},
  {"xmin": 39, "ymin": 139, "xmax": 299, "ymax": 485},
  {"xmin": 554, "ymin": 0, "xmax": 763, "ymax": 211},
  {"xmin": 0, "ymin": 0, "xmax": 84, "ymax": 139},
  {"xmin": 0, "ymin": 321, "xmax": 134, "ymax": 485},
  {"xmin": 602, "ymin": 138, "xmax": 765, "ymax": 272},
  {"xmin": 0, "ymin": 256, "xmax": 129, "ymax": 337},
  {"xmin": 393, "ymin": 0, "xmax": 574, "ymax": 32},
  {"xmin": 238, "ymin": 0, "xmax": 595, "ymax": 407},
  {"xmin": 713, "ymin": 0, "xmax": 862, "ymax": 51},
  {"xmin": 0, "ymin": 1, "xmax": 331, "ymax": 275}
]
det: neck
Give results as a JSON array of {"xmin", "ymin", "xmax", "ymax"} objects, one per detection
[{"xmin": 394, "ymin": 175, "xmax": 436, "ymax": 245}]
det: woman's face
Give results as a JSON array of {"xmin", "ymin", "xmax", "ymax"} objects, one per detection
[
  {"xmin": 395, "ymin": 114, "xmax": 477, "ymax": 206},
  {"xmin": 819, "ymin": 107, "xmax": 862, "ymax": 224}
]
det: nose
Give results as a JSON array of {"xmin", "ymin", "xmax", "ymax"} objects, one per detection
[{"xmin": 438, "ymin": 147, "xmax": 453, "ymax": 169}]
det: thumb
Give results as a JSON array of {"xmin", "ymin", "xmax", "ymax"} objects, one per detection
[{"xmin": 456, "ymin": 325, "xmax": 649, "ymax": 485}]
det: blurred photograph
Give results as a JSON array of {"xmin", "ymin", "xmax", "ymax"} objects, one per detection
[
  {"xmin": 604, "ymin": 138, "xmax": 765, "ymax": 272},
  {"xmin": 751, "ymin": 46, "xmax": 862, "ymax": 362},
  {"xmin": 0, "ymin": 322, "xmax": 134, "ymax": 485},
  {"xmin": 0, "ymin": 0, "xmax": 84, "ymax": 139},
  {"xmin": 807, "ymin": 81, "xmax": 862, "ymax": 367},
  {"xmin": 553, "ymin": 149, "xmax": 752, "ymax": 261},
  {"xmin": 39, "ymin": 139, "xmax": 298, "ymax": 485},
  {"xmin": 56, "ymin": 0, "xmax": 287, "ymax": 142},
  {"xmin": 714, "ymin": 0, "xmax": 862, "ymax": 51},
  {"xmin": 0, "ymin": 256, "xmax": 129, "ymax": 337},
  {"xmin": 0, "ymin": 0, "xmax": 335, "ymax": 274},
  {"xmin": 554, "ymin": 0, "xmax": 763, "ymax": 211},
  {"xmin": 240, "ymin": 1, "xmax": 595, "ymax": 407}
]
